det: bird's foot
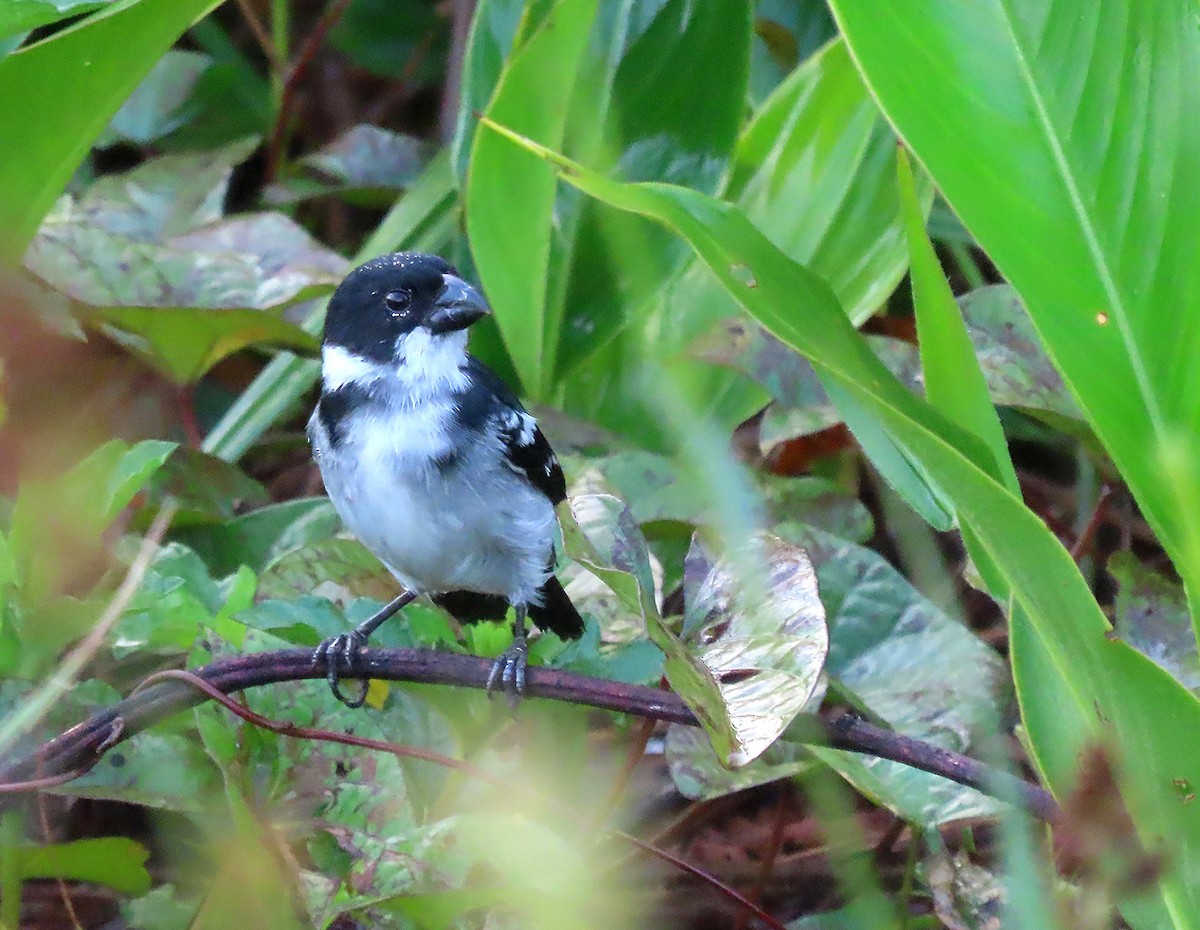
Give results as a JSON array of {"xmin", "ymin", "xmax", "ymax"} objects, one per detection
[
  {"xmin": 314, "ymin": 630, "xmax": 371, "ymax": 708},
  {"xmin": 485, "ymin": 638, "xmax": 529, "ymax": 708}
]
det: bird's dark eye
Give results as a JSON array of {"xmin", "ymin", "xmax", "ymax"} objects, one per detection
[{"xmin": 384, "ymin": 290, "xmax": 411, "ymax": 316}]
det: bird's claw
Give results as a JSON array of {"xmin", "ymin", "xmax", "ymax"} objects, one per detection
[
  {"xmin": 314, "ymin": 630, "xmax": 371, "ymax": 708},
  {"xmin": 485, "ymin": 638, "xmax": 529, "ymax": 708}
]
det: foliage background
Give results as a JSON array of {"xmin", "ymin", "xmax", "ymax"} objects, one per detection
[{"xmin": 1, "ymin": 1, "xmax": 1197, "ymax": 928}]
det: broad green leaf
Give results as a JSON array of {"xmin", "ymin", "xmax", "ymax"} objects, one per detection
[
  {"xmin": 173, "ymin": 498, "xmax": 339, "ymax": 578},
  {"xmin": 829, "ymin": 1, "xmax": 1200, "ymax": 626},
  {"xmin": 142, "ymin": 448, "xmax": 270, "ymax": 527},
  {"xmin": 786, "ymin": 523, "xmax": 1008, "ymax": 827},
  {"xmin": 898, "ymin": 147, "xmax": 1016, "ymax": 494},
  {"xmin": 560, "ymin": 36, "xmax": 925, "ymax": 450},
  {"xmin": 468, "ymin": 0, "xmax": 750, "ymax": 396},
  {"xmin": 58, "ymin": 731, "xmax": 222, "ymax": 814},
  {"xmin": 502, "ymin": 134, "xmax": 1200, "ymax": 923},
  {"xmin": 255, "ymin": 537, "xmax": 397, "ymax": 605},
  {"xmin": 203, "ymin": 147, "xmax": 459, "ymax": 462},
  {"xmin": 18, "ymin": 837, "xmax": 150, "ymax": 894},
  {"xmin": 450, "ymin": 0, "xmax": 555, "ymax": 180},
  {"xmin": 0, "ymin": 0, "xmax": 224, "ymax": 261}
]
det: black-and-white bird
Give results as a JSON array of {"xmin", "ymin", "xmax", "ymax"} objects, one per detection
[{"xmin": 308, "ymin": 252, "xmax": 584, "ymax": 706}]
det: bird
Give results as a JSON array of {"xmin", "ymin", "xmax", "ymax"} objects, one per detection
[{"xmin": 307, "ymin": 252, "xmax": 585, "ymax": 707}]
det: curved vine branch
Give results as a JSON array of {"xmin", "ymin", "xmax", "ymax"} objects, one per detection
[{"xmin": 0, "ymin": 647, "xmax": 1058, "ymax": 821}]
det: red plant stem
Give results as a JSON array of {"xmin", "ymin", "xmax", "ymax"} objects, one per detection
[{"xmin": 263, "ymin": 0, "xmax": 354, "ymax": 181}]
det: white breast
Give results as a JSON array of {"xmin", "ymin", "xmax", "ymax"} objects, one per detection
[{"xmin": 309, "ymin": 401, "xmax": 556, "ymax": 606}]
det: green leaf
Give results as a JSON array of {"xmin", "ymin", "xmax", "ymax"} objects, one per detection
[
  {"xmin": 465, "ymin": 0, "xmax": 597, "ymax": 394},
  {"xmin": 7, "ymin": 439, "xmax": 174, "ymax": 605},
  {"xmin": 98, "ymin": 49, "xmax": 213, "ymax": 146},
  {"xmin": 501, "ymin": 131, "xmax": 1200, "ymax": 923},
  {"xmin": 0, "ymin": 1, "xmax": 110, "ymax": 42},
  {"xmin": 897, "ymin": 147, "xmax": 1016, "ymax": 494},
  {"xmin": 142, "ymin": 448, "xmax": 270, "ymax": 527},
  {"xmin": 829, "ymin": 0, "xmax": 1200, "ymax": 626},
  {"xmin": 0, "ymin": 0, "xmax": 224, "ymax": 261},
  {"xmin": 19, "ymin": 837, "xmax": 150, "ymax": 894},
  {"xmin": 60, "ymin": 732, "xmax": 223, "ymax": 814},
  {"xmin": 468, "ymin": 0, "xmax": 751, "ymax": 396},
  {"xmin": 173, "ymin": 498, "xmax": 340, "ymax": 577},
  {"xmin": 560, "ymin": 36, "xmax": 925, "ymax": 450},
  {"xmin": 264, "ymin": 124, "xmax": 430, "ymax": 206}
]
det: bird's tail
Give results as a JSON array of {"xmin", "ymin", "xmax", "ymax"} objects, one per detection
[
  {"xmin": 529, "ymin": 575, "xmax": 585, "ymax": 640},
  {"xmin": 432, "ymin": 575, "xmax": 585, "ymax": 641}
]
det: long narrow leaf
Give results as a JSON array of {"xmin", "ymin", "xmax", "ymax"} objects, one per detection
[{"xmin": 480, "ymin": 122, "xmax": 1200, "ymax": 923}]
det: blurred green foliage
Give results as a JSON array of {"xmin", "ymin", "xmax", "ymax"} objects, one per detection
[{"xmin": 0, "ymin": 0, "xmax": 1197, "ymax": 928}]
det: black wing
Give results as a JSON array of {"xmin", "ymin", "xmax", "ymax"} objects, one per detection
[{"xmin": 455, "ymin": 357, "xmax": 566, "ymax": 504}]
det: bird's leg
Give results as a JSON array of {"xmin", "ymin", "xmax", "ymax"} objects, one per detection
[
  {"xmin": 486, "ymin": 605, "xmax": 529, "ymax": 706},
  {"xmin": 314, "ymin": 589, "xmax": 417, "ymax": 708}
]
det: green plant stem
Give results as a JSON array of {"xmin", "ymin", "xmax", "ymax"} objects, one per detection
[
  {"xmin": 946, "ymin": 240, "xmax": 985, "ymax": 290},
  {"xmin": 0, "ymin": 810, "xmax": 21, "ymax": 930},
  {"xmin": 270, "ymin": 0, "xmax": 289, "ymax": 102}
]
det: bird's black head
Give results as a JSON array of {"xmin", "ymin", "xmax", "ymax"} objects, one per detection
[{"xmin": 322, "ymin": 252, "xmax": 491, "ymax": 362}]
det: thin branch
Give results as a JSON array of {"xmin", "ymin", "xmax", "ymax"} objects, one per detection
[
  {"xmin": 263, "ymin": 0, "xmax": 355, "ymax": 181},
  {"xmin": 232, "ymin": 0, "xmax": 285, "ymax": 75},
  {"xmin": 0, "ymin": 647, "xmax": 1058, "ymax": 821}
]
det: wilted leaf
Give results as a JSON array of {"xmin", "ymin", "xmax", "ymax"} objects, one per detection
[
  {"xmin": 682, "ymin": 534, "xmax": 827, "ymax": 766},
  {"xmin": 560, "ymin": 494, "xmax": 735, "ymax": 758},
  {"xmin": 59, "ymin": 139, "xmax": 258, "ymax": 243},
  {"xmin": 925, "ymin": 848, "xmax": 1006, "ymax": 930},
  {"xmin": 1108, "ymin": 551, "xmax": 1199, "ymax": 693},
  {"xmin": 665, "ymin": 724, "xmax": 814, "ymax": 800},
  {"xmin": 265, "ymin": 124, "xmax": 429, "ymax": 205},
  {"xmin": 698, "ymin": 284, "xmax": 1079, "ymax": 449}
]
